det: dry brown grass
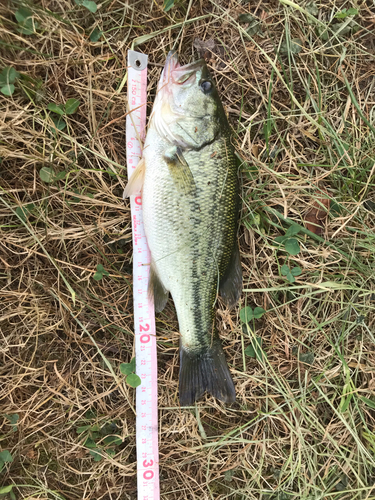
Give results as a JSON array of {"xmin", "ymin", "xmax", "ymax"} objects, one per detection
[{"xmin": 1, "ymin": 0, "xmax": 375, "ymax": 499}]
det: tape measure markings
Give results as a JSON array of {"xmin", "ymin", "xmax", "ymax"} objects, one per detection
[{"xmin": 126, "ymin": 50, "xmax": 160, "ymax": 500}]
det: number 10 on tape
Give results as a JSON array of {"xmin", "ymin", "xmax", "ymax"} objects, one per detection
[{"xmin": 126, "ymin": 50, "xmax": 160, "ymax": 500}]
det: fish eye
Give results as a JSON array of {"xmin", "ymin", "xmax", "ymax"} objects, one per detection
[{"xmin": 200, "ymin": 80, "xmax": 212, "ymax": 94}]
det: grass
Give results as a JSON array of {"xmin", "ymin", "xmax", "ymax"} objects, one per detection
[{"xmin": 1, "ymin": 0, "xmax": 375, "ymax": 499}]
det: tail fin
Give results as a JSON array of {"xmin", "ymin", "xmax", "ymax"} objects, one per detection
[{"xmin": 179, "ymin": 339, "xmax": 236, "ymax": 406}]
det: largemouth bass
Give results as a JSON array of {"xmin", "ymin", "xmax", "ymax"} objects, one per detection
[{"xmin": 125, "ymin": 51, "xmax": 242, "ymax": 406}]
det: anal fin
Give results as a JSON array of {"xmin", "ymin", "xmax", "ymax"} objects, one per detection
[
  {"xmin": 123, "ymin": 158, "xmax": 145, "ymax": 198},
  {"xmin": 219, "ymin": 242, "xmax": 242, "ymax": 309},
  {"xmin": 163, "ymin": 146, "xmax": 196, "ymax": 195},
  {"xmin": 148, "ymin": 262, "xmax": 169, "ymax": 312}
]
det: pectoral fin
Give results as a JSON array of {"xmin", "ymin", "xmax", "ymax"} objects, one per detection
[
  {"xmin": 148, "ymin": 262, "xmax": 169, "ymax": 312},
  {"xmin": 219, "ymin": 242, "xmax": 242, "ymax": 309},
  {"xmin": 123, "ymin": 158, "xmax": 145, "ymax": 197},
  {"xmin": 163, "ymin": 146, "xmax": 196, "ymax": 195}
]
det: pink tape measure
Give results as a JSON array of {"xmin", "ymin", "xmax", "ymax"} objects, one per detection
[{"xmin": 125, "ymin": 50, "xmax": 160, "ymax": 500}]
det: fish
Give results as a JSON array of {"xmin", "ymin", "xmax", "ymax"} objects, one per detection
[{"xmin": 124, "ymin": 51, "xmax": 242, "ymax": 406}]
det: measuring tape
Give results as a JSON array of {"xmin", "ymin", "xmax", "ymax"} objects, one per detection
[{"xmin": 125, "ymin": 50, "xmax": 160, "ymax": 500}]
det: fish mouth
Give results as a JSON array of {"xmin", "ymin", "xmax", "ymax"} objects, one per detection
[
  {"xmin": 151, "ymin": 52, "xmax": 207, "ymax": 146},
  {"xmin": 161, "ymin": 51, "xmax": 205, "ymax": 87}
]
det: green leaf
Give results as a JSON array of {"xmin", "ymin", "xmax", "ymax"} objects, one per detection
[
  {"xmin": 335, "ymin": 10, "xmax": 347, "ymax": 18},
  {"xmin": 100, "ymin": 422, "xmax": 118, "ymax": 436},
  {"xmin": 331, "ymin": 22, "xmax": 355, "ymax": 36},
  {"xmin": 47, "ymin": 102, "xmax": 65, "ymax": 115},
  {"xmin": 299, "ymin": 352, "xmax": 314, "ymax": 365},
  {"xmin": 0, "ymin": 67, "xmax": 20, "ymax": 85},
  {"xmin": 120, "ymin": 362, "xmax": 134, "ymax": 376},
  {"xmin": 285, "ymin": 224, "xmax": 302, "ymax": 237},
  {"xmin": 253, "ymin": 307, "xmax": 265, "ymax": 319},
  {"xmin": 84, "ymin": 0, "xmax": 97, "ymax": 12},
  {"xmin": 240, "ymin": 306, "xmax": 253, "ymax": 323},
  {"xmin": 224, "ymin": 469, "xmax": 235, "ymax": 482},
  {"xmin": 106, "ymin": 448, "xmax": 116, "ymax": 458},
  {"xmin": 284, "ymin": 238, "xmax": 300, "ymax": 255},
  {"xmin": 0, "ymin": 486, "xmax": 13, "ymax": 494},
  {"xmin": 76, "ymin": 425, "xmax": 92, "ymax": 434},
  {"xmin": 361, "ymin": 396, "xmax": 375, "ymax": 410},
  {"xmin": 67, "ymin": 192, "xmax": 80, "ymax": 204},
  {"xmin": 0, "ymin": 451, "xmax": 13, "ymax": 463},
  {"xmin": 335, "ymin": 8, "xmax": 358, "ymax": 19},
  {"xmin": 120, "ymin": 357, "xmax": 136, "ymax": 376},
  {"xmin": 95, "ymin": 264, "xmax": 109, "ymax": 278},
  {"xmin": 1, "ymin": 84, "xmax": 15, "ymax": 96},
  {"xmin": 54, "ymin": 170, "xmax": 67, "ymax": 181},
  {"xmin": 305, "ymin": 2, "xmax": 318, "ymax": 16},
  {"xmin": 163, "ymin": 0, "xmax": 175, "ymax": 12},
  {"xmin": 126, "ymin": 373, "xmax": 141, "ymax": 388},
  {"xmin": 5, "ymin": 414, "xmax": 19, "ymax": 432},
  {"xmin": 244, "ymin": 344, "xmax": 255, "ymax": 357},
  {"xmin": 245, "ymin": 337, "xmax": 264, "ymax": 361},
  {"xmin": 84, "ymin": 436, "xmax": 97, "ymax": 448},
  {"xmin": 103, "ymin": 435, "xmax": 122, "ymax": 445},
  {"xmin": 50, "ymin": 115, "xmax": 66, "ymax": 132},
  {"xmin": 281, "ymin": 264, "xmax": 290, "ymax": 276},
  {"xmin": 15, "ymin": 205, "xmax": 32, "ymax": 222},
  {"xmin": 254, "ymin": 337, "xmax": 264, "ymax": 361},
  {"xmin": 286, "ymin": 271, "xmax": 295, "ymax": 283},
  {"xmin": 237, "ymin": 14, "xmax": 261, "ymax": 36},
  {"xmin": 90, "ymin": 27, "xmax": 102, "ymax": 42},
  {"xmin": 0, "ymin": 461, "xmax": 3, "ymax": 473},
  {"xmin": 129, "ymin": 357, "xmax": 136, "ymax": 372},
  {"xmin": 246, "ymin": 22, "xmax": 262, "ymax": 37},
  {"xmin": 274, "ymin": 235, "xmax": 287, "ymax": 244},
  {"xmin": 65, "ymin": 98, "xmax": 80, "ymax": 115},
  {"xmin": 238, "ymin": 13, "xmax": 254, "ymax": 23},
  {"xmin": 330, "ymin": 201, "xmax": 343, "ymax": 215},
  {"xmin": 89, "ymin": 448, "xmax": 102, "ymax": 461},
  {"xmin": 280, "ymin": 38, "xmax": 303, "ymax": 55},
  {"xmin": 291, "ymin": 266, "xmax": 302, "ymax": 277},
  {"xmin": 15, "ymin": 8, "xmax": 39, "ymax": 35},
  {"xmin": 347, "ymin": 8, "xmax": 359, "ymax": 15},
  {"xmin": 76, "ymin": 0, "xmax": 98, "ymax": 13},
  {"xmin": 364, "ymin": 200, "xmax": 375, "ymax": 212},
  {"xmin": 281, "ymin": 265, "xmax": 296, "ymax": 283},
  {"xmin": 18, "ymin": 21, "xmax": 39, "ymax": 35},
  {"xmin": 85, "ymin": 409, "xmax": 96, "ymax": 419},
  {"xmin": 15, "ymin": 6, "xmax": 32, "ymax": 23},
  {"xmin": 39, "ymin": 167, "xmax": 55, "ymax": 183}
]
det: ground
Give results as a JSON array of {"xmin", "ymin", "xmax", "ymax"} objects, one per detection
[{"xmin": 1, "ymin": 0, "xmax": 375, "ymax": 499}]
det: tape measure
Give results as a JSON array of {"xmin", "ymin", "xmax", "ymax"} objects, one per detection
[{"xmin": 125, "ymin": 50, "xmax": 160, "ymax": 500}]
